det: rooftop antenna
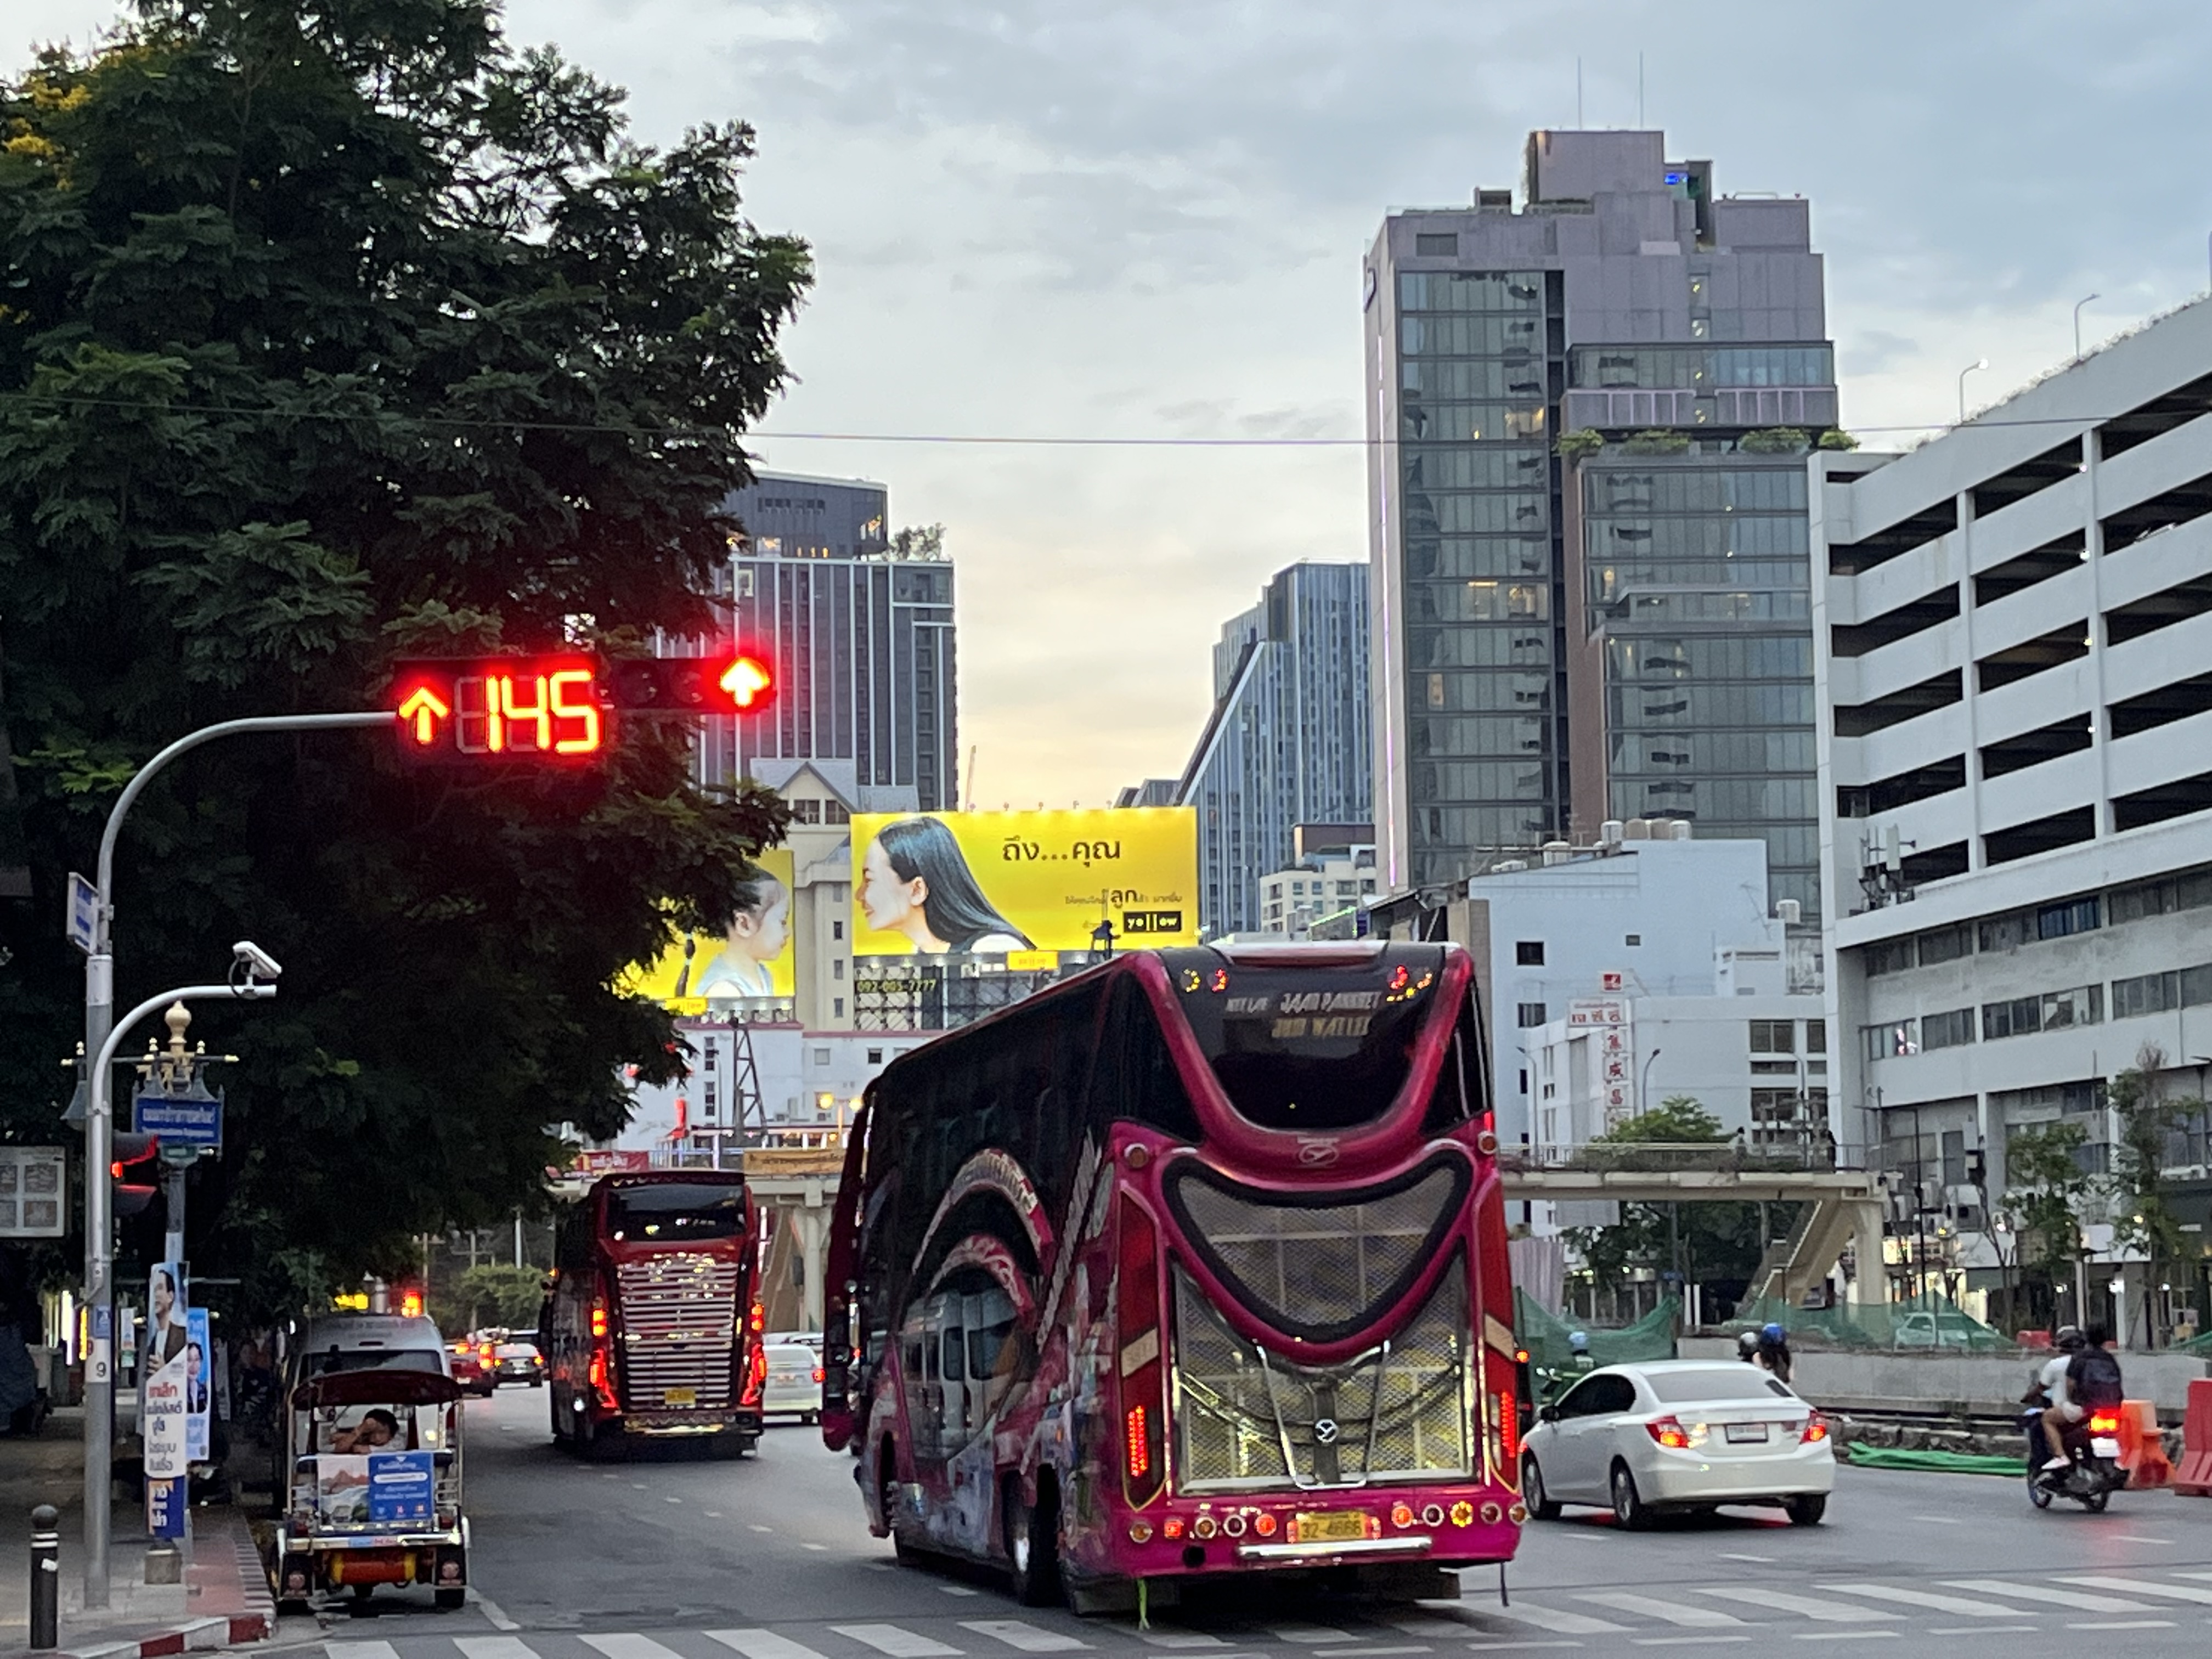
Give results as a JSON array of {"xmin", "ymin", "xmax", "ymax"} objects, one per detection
[
  {"xmin": 1638, "ymin": 52, "xmax": 1645, "ymax": 128},
  {"xmin": 1576, "ymin": 58, "xmax": 1583, "ymax": 128}
]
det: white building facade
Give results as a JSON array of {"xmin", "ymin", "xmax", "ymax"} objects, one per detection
[
  {"xmin": 1257, "ymin": 845, "xmax": 1379, "ymax": 938},
  {"xmin": 1813, "ymin": 300, "xmax": 2212, "ymax": 1336}
]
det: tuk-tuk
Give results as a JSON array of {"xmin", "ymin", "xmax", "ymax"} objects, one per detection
[{"xmin": 272, "ymin": 1368, "xmax": 469, "ymax": 1611}]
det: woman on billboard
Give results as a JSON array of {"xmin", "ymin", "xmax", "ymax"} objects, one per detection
[{"xmin": 860, "ymin": 817, "xmax": 1034, "ymax": 953}]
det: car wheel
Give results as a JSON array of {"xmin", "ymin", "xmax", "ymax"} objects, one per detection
[
  {"xmin": 1784, "ymin": 1493, "xmax": 1826, "ymax": 1526},
  {"xmin": 1520, "ymin": 1453, "xmax": 1561, "ymax": 1521},
  {"xmin": 1610, "ymin": 1461, "xmax": 1650, "ymax": 1531}
]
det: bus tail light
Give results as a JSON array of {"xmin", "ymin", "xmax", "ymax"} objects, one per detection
[
  {"xmin": 1116, "ymin": 1195, "xmax": 1166, "ymax": 1507},
  {"xmin": 741, "ymin": 1339, "xmax": 767, "ymax": 1408},
  {"xmin": 748, "ymin": 1300, "xmax": 765, "ymax": 1335},
  {"xmin": 587, "ymin": 1343, "xmax": 618, "ymax": 1411},
  {"xmin": 590, "ymin": 1302, "xmax": 607, "ymax": 1340}
]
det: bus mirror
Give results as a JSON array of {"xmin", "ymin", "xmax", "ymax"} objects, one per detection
[
  {"xmin": 821, "ymin": 1406, "xmax": 854, "ymax": 1452},
  {"xmin": 826, "ymin": 1343, "xmax": 851, "ymax": 1368}
]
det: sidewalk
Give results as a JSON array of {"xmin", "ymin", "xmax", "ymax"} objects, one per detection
[{"xmin": 0, "ymin": 1410, "xmax": 270, "ymax": 1657}]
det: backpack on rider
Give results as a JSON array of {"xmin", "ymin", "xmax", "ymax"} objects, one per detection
[{"xmin": 2066, "ymin": 1341, "xmax": 2124, "ymax": 1412}]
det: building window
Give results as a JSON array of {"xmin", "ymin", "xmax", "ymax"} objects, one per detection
[
  {"xmin": 1863, "ymin": 1019, "xmax": 1918, "ymax": 1060},
  {"xmin": 866, "ymin": 1048, "xmax": 883, "ymax": 1065},
  {"xmin": 2112, "ymin": 969, "xmax": 2180, "ymax": 1020},
  {"xmin": 1414, "ymin": 232, "xmax": 1458, "ymax": 256},
  {"xmin": 833, "ymin": 997, "xmax": 844, "ymax": 1018},
  {"xmin": 813, "ymin": 1047, "xmax": 831, "ymax": 1065},
  {"xmin": 2037, "ymin": 897, "xmax": 2100, "ymax": 940},
  {"xmin": 1516, "ymin": 1002, "xmax": 1548, "ymax": 1028},
  {"xmin": 1921, "ymin": 1008, "xmax": 1977, "ymax": 1049},
  {"xmin": 825, "ymin": 802, "xmax": 851, "ymax": 825},
  {"xmin": 1806, "ymin": 1019, "xmax": 1826, "ymax": 1054},
  {"xmin": 1749, "ymin": 1020, "xmax": 1795, "ymax": 1054},
  {"xmin": 833, "ymin": 959, "xmax": 845, "ymax": 980},
  {"xmin": 1982, "ymin": 996, "xmax": 2039, "ymax": 1040},
  {"xmin": 1750, "ymin": 1059, "xmax": 1798, "ymax": 1076},
  {"xmin": 1917, "ymin": 923, "xmax": 1973, "ymax": 966},
  {"xmin": 833, "ymin": 919, "xmax": 844, "ymax": 940},
  {"xmin": 1516, "ymin": 940, "xmax": 1545, "ymax": 966},
  {"xmin": 790, "ymin": 799, "xmax": 822, "ymax": 824},
  {"xmin": 1624, "ymin": 933, "xmax": 1641, "ymax": 947}
]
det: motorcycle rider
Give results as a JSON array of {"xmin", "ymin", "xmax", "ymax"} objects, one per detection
[
  {"xmin": 2061, "ymin": 1324, "xmax": 2125, "ymax": 1460},
  {"xmin": 1736, "ymin": 1328, "xmax": 1763, "ymax": 1363},
  {"xmin": 1755, "ymin": 1321, "xmax": 1793, "ymax": 1384},
  {"xmin": 1566, "ymin": 1330, "xmax": 1595, "ymax": 1378},
  {"xmin": 2029, "ymin": 1324, "xmax": 2087, "ymax": 1470}
]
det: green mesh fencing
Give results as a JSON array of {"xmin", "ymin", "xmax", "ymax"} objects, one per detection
[
  {"xmin": 2175, "ymin": 1325, "xmax": 2212, "ymax": 1358},
  {"xmin": 1726, "ymin": 1291, "xmax": 2010, "ymax": 1352},
  {"xmin": 1516, "ymin": 1290, "xmax": 1678, "ymax": 1401}
]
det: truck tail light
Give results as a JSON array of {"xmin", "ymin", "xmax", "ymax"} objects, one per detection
[{"xmin": 1116, "ymin": 1194, "xmax": 1165, "ymax": 1506}]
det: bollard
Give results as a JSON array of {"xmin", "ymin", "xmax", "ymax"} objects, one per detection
[{"xmin": 30, "ymin": 1503, "xmax": 59, "ymax": 1651}]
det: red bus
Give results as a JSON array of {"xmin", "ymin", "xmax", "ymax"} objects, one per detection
[
  {"xmin": 543, "ymin": 1170, "xmax": 765, "ymax": 1458},
  {"xmin": 821, "ymin": 941, "xmax": 1521, "ymax": 1612}
]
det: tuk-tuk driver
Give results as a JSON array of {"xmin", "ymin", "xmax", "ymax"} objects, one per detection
[{"xmin": 332, "ymin": 1408, "xmax": 400, "ymax": 1452}]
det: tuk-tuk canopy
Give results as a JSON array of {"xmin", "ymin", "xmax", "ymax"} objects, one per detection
[{"xmin": 292, "ymin": 1369, "xmax": 467, "ymax": 1410}]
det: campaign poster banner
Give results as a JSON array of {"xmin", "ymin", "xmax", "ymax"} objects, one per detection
[
  {"xmin": 184, "ymin": 1308, "xmax": 211, "ymax": 1460},
  {"xmin": 315, "ymin": 1453, "xmax": 373, "ymax": 1527},
  {"xmin": 140, "ymin": 1263, "xmax": 189, "ymax": 1480},
  {"xmin": 849, "ymin": 809, "xmax": 1199, "ymax": 955},
  {"xmin": 145, "ymin": 1476, "xmax": 185, "ymax": 1539},
  {"xmin": 623, "ymin": 847, "xmax": 797, "ymax": 1011},
  {"xmin": 367, "ymin": 1450, "xmax": 436, "ymax": 1523}
]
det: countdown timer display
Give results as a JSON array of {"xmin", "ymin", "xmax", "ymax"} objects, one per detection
[{"xmin": 391, "ymin": 656, "xmax": 607, "ymax": 763}]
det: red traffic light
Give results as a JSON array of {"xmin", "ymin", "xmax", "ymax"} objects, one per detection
[
  {"xmin": 112, "ymin": 1132, "xmax": 161, "ymax": 1218},
  {"xmin": 390, "ymin": 656, "xmax": 607, "ymax": 765}
]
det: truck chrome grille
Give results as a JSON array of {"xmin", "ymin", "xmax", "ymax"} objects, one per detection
[{"xmin": 615, "ymin": 1254, "xmax": 741, "ymax": 1409}]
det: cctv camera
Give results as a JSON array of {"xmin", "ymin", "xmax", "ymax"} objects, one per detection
[{"xmin": 232, "ymin": 940, "xmax": 283, "ymax": 980}]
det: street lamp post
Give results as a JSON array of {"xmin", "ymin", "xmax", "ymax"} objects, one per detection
[
  {"xmin": 80, "ymin": 710, "xmax": 387, "ymax": 1608},
  {"xmin": 2073, "ymin": 293, "xmax": 2101, "ymax": 362},
  {"xmin": 1639, "ymin": 1047, "xmax": 1662, "ymax": 1116},
  {"xmin": 1957, "ymin": 358, "xmax": 1990, "ymax": 425}
]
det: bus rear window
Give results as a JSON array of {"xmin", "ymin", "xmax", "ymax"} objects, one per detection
[
  {"xmin": 606, "ymin": 1182, "xmax": 746, "ymax": 1242},
  {"xmin": 1166, "ymin": 948, "xmax": 1448, "ymax": 1131}
]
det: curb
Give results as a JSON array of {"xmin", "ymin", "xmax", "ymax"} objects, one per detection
[{"xmin": 59, "ymin": 1611, "xmax": 270, "ymax": 1659}]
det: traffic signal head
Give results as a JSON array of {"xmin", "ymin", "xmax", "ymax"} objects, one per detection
[
  {"xmin": 111, "ymin": 1132, "xmax": 160, "ymax": 1218},
  {"xmin": 606, "ymin": 652, "xmax": 775, "ymax": 716}
]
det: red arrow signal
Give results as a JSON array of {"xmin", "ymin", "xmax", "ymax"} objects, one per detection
[{"xmin": 719, "ymin": 656, "xmax": 774, "ymax": 711}]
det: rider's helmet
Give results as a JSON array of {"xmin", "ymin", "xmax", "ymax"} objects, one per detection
[
  {"xmin": 2053, "ymin": 1323, "xmax": 2086, "ymax": 1351},
  {"xmin": 1567, "ymin": 1330, "xmax": 1589, "ymax": 1352},
  {"xmin": 1736, "ymin": 1329, "xmax": 1762, "ymax": 1357},
  {"xmin": 1760, "ymin": 1322, "xmax": 1786, "ymax": 1345}
]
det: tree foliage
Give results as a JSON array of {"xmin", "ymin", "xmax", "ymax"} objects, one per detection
[
  {"xmin": 1999, "ymin": 1119, "xmax": 2091, "ymax": 1289},
  {"xmin": 448, "ymin": 1263, "xmax": 544, "ymax": 1335},
  {"xmin": 1565, "ymin": 1096, "xmax": 1771, "ymax": 1295},
  {"xmin": 0, "ymin": 0, "xmax": 809, "ymax": 1307}
]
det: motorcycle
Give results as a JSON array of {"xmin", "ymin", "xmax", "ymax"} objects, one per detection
[{"xmin": 2021, "ymin": 1401, "xmax": 2127, "ymax": 1512}]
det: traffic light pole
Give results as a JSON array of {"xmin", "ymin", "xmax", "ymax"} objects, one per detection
[{"xmin": 81, "ymin": 711, "xmax": 387, "ymax": 1610}]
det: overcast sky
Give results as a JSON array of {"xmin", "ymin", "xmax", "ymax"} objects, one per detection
[{"xmin": 16, "ymin": 1, "xmax": 2212, "ymax": 810}]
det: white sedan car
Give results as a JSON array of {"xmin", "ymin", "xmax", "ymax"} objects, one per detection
[
  {"xmin": 1519, "ymin": 1360, "xmax": 1835, "ymax": 1528},
  {"xmin": 761, "ymin": 1341, "xmax": 823, "ymax": 1424}
]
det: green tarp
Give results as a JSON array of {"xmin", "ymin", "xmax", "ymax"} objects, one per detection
[
  {"xmin": 1843, "ymin": 1442, "xmax": 2025, "ymax": 1476},
  {"xmin": 1727, "ymin": 1291, "xmax": 2010, "ymax": 1352},
  {"xmin": 1516, "ymin": 1290, "xmax": 1678, "ymax": 1399}
]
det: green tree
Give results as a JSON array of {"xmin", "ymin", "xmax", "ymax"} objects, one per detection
[
  {"xmin": 0, "ymin": 1, "xmax": 809, "ymax": 1308},
  {"xmin": 2108, "ymin": 1045, "xmax": 2195, "ymax": 1343},
  {"xmin": 1999, "ymin": 1119, "xmax": 2091, "ymax": 1313},
  {"xmin": 1564, "ymin": 1096, "xmax": 1772, "ymax": 1302},
  {"xmin": 449, "ymin": 1263, "xmax": 545, "ymax": 1335}
]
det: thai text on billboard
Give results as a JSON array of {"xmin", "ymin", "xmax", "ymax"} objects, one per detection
[{"xmin": 849, "ymin": 809, "xmax": 1198, "ymax": 955}]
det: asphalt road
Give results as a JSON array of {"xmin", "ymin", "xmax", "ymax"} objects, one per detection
[{"xmin": 280, "ymin": 1385, "xmax": 2212, "ymax": 1659}]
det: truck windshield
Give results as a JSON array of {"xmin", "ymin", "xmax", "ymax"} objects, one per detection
[
  {"xmin": 606, "ymin": 1182, "xmax": 746, "ymax": 1242},
  {"xmin": 1166, "ymin": 947, "xmax": 1448, "ymax": 1131}
]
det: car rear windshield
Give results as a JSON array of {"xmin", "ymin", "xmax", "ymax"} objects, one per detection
[
  {"xmin": 1165, "ymin": 947, "xmax": 1450, "ymax": 1131},
  {"xmin": 605, "ymin": 1182, "xmax": 746, "ymax": 1242},
  {"xmin": 306, "ymin": 1349, "xmax": 444, "ymax": 1378},
  {"xmin": 1646, "ymin": 1368, "xmax": 1796, "ymax": 1403}
]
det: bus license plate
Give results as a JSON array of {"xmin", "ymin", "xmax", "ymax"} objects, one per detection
[
  {"xmin": 664, "ymin": 1387, "xmax": 697, "ymax": 1407},
  {"xmin": 1291, "ymin": 1510, "xmax": 1371, "ymax": 1544},
  {"xmin": 1724, "ymin": 1423, "xmax": 1769, "ymax": 1443}
]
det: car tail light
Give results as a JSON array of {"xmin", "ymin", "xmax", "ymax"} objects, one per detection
[
  {"xmin": 1801, "ymin": 1413, "xmax": 1830, "ymax": 1444},
  {"xmin": 812, "ymin": 1367, "xmax": 825, "ymax": 1385},
  {"xmin": 479, "ymin": 1343, "xmax": 493, "ymax": 1363},
  {"xmin": 2088, "ymin": 1410, "xmax": 2120, "ymax": 1435},
  {"xmin": 1116, "ymin": 1194, "xmax": 1166, "ymax": 1506},
  {"xmin": 1646, "ymin": 1414, "xmax": 1694, "ymax": 1449}
]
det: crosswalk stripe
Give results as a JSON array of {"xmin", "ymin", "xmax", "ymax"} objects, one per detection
[
  {"xmin": 327, "ymin": 1644, "xmax": 400, "ymax": 1659},
  {"xmin": 1136, "ymin": 1636, "xmax": 1226, "ymax": 1650},
  {"xmin": 1483, "ymin": 1605, "xmax": 1632, "ymax": 1636},
  {"xmin": 709, "ymin": 1633, "xmax": 837, "ymax": 1659},
  {"xmin": 833, "ymin": 1627, "xmax": 966, "ymax": 1658},
  {"xmin": 1695, "ymin": 1589, "xmax": 1886, "ymax": 1623},
  {"xmin": 1574, "ymin": 1593, "xmax": 1748, "ymax": 1628},
  {"xmin": 458, "ymin": 1640, "xmax": 542, "ymax": 1659},
  {"xmin": 583, "ymin": 1637, "xmax": 689, "ymax": 1659},
  {"xmin": 1943, "ymin": 1582, "xmax": 2146, "ymax": 1613},
  {"xmin": 1820, "ymin": 1585, "xmax": 2036, "ymax": 1618},
  {"xmin": 2057, "ymin": 1577, "xmax": 2212, "ymax": 1606},
  {"xmin": 960, "ymin": 1622, "xmax": 1090, "ymax": 1653},
  {"xmin": 1272, "ymin": 1630, "xmax": 1355, "ymax": 1645}
]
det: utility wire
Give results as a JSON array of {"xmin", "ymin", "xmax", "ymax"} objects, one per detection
[{"xmin": 0, "ymin": 386, "xmax": 2168, "ymax": 444}]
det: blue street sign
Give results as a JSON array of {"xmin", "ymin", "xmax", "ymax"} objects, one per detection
[
  {"xmin": 66, "ymin": 873, "xmax": 97, "ymax": 955},
  {"xmin": 132, "ymin": 1094, "xmax": 222, "ymax": 1152}
]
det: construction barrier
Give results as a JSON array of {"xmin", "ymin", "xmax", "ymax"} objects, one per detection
[
  {"xmin": 2115, "ymin": 1398, "xmax": 2172, "ymax": 1488},
  {"xmin": 2176, "ymin": 1377, "xmax": 2212, "ymax": 1498}
]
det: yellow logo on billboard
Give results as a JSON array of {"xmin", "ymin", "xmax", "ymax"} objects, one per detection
[
  {"xmin": 626, "ymin": 846, "xmax": 798, "ymax": 1010},
  {"xmin": 850, "ymin": 809, "xmax": 1198, "ymax": 956}
]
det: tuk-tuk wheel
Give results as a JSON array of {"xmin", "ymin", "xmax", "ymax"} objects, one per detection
[{"xmin": 436, "ymin": 1588, "xmax": 467, "ymax": 1610}]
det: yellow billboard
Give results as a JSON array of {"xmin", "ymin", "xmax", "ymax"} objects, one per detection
[
  {"xmin": 850, "ymin": 809, "xmax": 1198, "ymax": 956},
  {"xmin": 627, "ymin": 847, "xmax": 797, "ymax": 1011}
]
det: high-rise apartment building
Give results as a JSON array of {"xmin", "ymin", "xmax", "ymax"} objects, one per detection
[
  {"xmin": 1365, "ymin": 129, "xmax": 1836, "ymax": 913},
  {"xmin": 687, "ymin": 471, "xmax": 958, "ymax": 813},
  {"xmin": 1176, "ymin": 562, "xmax": 1372, "ymax": 936}
]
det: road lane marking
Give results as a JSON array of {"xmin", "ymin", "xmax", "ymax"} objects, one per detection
[
  {"xmin": 327, "ymin": 1643, "xmax": 400, "ymax": 1659},
  {"xmin": 1629, "ymin": 1639, "xmax": 1748, "ymax": 1648},
  {"xmin": 940, "ymin": 1586, "xmax": 981, "ymax": 1597},
  {"xmin": 1272, "ymin": 1630, "xmax": 1354, "ymax": 1645},
  {"xmin": 1315, "ymin": 1647, "xmax": 1430, "ymax": 1657},
  {"xmin": 1820, "ymin": 1585, "xmax": 2034, "ymax": 1618},
  {"xmin": 960, "ymin": 1622, "xmax": 1090, "ymax": 1653},
  {"xmin": 1697, "ymin": 1590, "xmax": 1885, "ymax": 1623},
  {"xmin": 1576, "ymin": 1593, "xmax": 1749, "ymax": 1628},
  {"xmin": 1790, "ymin": 1637, "xmax": 1898, "ymax": 1644},
  {"xmin": 2058, "ymin": 1576, "xmax": 2212, "ymax": 1605},
  {"xmin": 584, "ymin": 1637, "xmax": 687, "ymax": 1659},
  {"xmin": 833, "ymin": 1626, "xmax": 966, "ymax": 1657},
  {"xmin": 1387, "ymin": 1623, "xmax": 1470, "ymax": 1638},
  {"xmin": 1943, "ymin": 1581, "xmax": 2146, "ymax": 1613},
  {"xmin": 707, "ymin": 1511, "xmax": 724, "ymax": 1518},
  {"xmin": 469, "ymin": 1593, "xmax": 521, "ymax": 1632},
  {"xmin": 666, "ymin": 1496, "xmax": 684, "ymax": 1504},
  {"xmin": 1926, "ymin": 1629, "xmax": 2037, "ymax": 1637},
  {"xmin": 1716, "ymin": 1554, "xmax": 1774, "ymax": 1564},
  {"xmin": 458, "ymin": 1640, "xmax": 539, "ymax": 1659},
  {"xmin": 1478, "ymin": 1606, "xmax": 1629, "ymax": 1636},
  {"xmin": 1138, "ymin": 1634, "xmax": 1226, "ymax": 1648},
  {"xmin": 1910, "ymin": 1515, "xmax": 1961, "ymax": 1524},
  {"xmin": 2066, "ymin": 1621, "xmax": 2172, "ymax": 1630},
  {"xmin": 751, "ymin": 1525, "xmax": 773, "ymax": 1533},
  {"xmin": 708, "ymin": 1631, "xmax": 832, "ymax": 1659},
  {"xmin": 803, "ymin": 1543, "xmax": 830, "ymax": 1551},
  {"xmin": 1465, "ymin": 1645, "xmax": 1583, "ymax": 1654},
  {"xmin": 2112, "ymin": 1536, "xmax": 2172, "ymax": 1545}
]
